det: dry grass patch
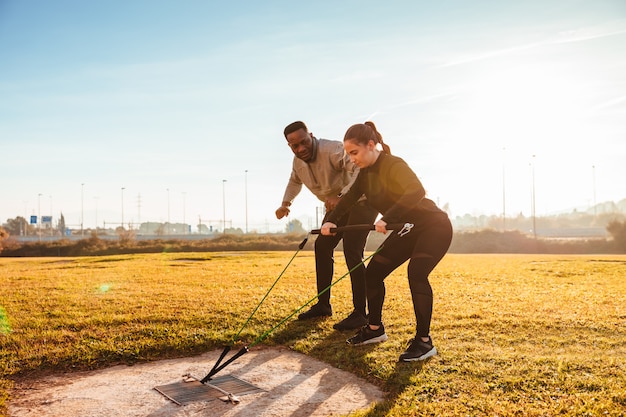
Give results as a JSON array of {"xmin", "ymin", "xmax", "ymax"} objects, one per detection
[{"xmin": 1, "ymin": 253, "xmax": 625, "ymax": 416}]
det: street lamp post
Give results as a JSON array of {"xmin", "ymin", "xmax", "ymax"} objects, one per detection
[
  {"xmin": 182, "ymin": 192, "xmax": 187, "ymax": 234},
  {"xmin": 137, "ymin": 193, "xmax": 141, "ymax": 227},
  {"xmin": 22, "ymin": 200, "xmax": 28, "ymax": 236},
  {"xmin": 245, "ymin": 170, "xmax": 248, "ymax": 234},
  {"xmin": 501, "ymin": 148, "xmax": 506, "ymax": 231},
  {"xmin": 167, "ymin": 188, "xmax": 170, "ymax": 235},
  {"xmin": 121, "ymin": 187, "xmax": 126, "ymax": 230},
  {"xmin": 49, "ymin": 195, "xmax": 52, "ymax": 236},
  {"xmin": 81, "ymin": 183, "xmax": 85, "ymax": 237},
  {"xmin": 222, "ymin": 179, "xmax": 227, "ymax": 234},
  {"xmin": 38, "ymin": 193, "xmax": 42, "ymax": 242},
  {"xmin": 592, "ymin": 165, "xmax": 597, "ymax": 216},
  {"xmin": 531, "ymin": 155, "xmax": 536, "ymax": 239},
  {"xmin": 94, "ymin": 197, "xmax": 99, "ymax": 233}
]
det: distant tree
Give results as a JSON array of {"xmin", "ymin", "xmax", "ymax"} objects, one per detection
[
  {"xmin": 0, "ymin": 226, "xmax": 8, "ymax": 252},
  {"xmin": 285, "ymin": 219, "xmax": 306, "ymax": 234},
  {"xmin": 116, "ymin": 227, "xmax": 136, "ymax": 242},
  {"xmin": 606, "ymin": 220, "xmax": 626, "ymax": 251},
  {"xmin": 57, "ymin": 213, "xmax": 66, "ymax": 235},
  {"xmin": 2, "ymin": 217, "xmax": 29, "ymax": 236}
]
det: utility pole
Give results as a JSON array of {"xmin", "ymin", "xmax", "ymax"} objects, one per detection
[{"xmin": 245, "ymin": 170, "xmax": 248, "ymax": 234}]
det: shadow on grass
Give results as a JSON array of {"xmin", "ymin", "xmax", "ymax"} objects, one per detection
[{"xmin": 266, "ymin": 316, "xmax": 432, "ymax": 416}]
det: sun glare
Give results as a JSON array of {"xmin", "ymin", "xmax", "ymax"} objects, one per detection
[
  {"xmin": 464, "ymin": 62, "xmax": 587, "ymax": 156},
  {"xmin": 437, "ymin": 57, "xmax": 600, "ymax": 215}
]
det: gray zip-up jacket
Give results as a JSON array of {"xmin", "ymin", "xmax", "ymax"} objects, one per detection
[{"xmin": 281, "ymin": 137, "xmax": 358, "ymax": 204}]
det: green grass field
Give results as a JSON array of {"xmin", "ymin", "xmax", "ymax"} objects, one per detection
[{"xmin": 1, "ymin": 252, "xmax": 625, "ymax": 416}]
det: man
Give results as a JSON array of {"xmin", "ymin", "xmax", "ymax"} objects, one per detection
[{"xmin": 276, "ymin": 121, "xmax": 378, "ymax": 330}]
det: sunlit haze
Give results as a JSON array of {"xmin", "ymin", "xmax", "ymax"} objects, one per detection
[{"xmin": 1, "ymin": 1, "xmax": 625, "ymax": 233}]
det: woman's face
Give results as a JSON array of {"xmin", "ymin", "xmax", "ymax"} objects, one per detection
[{"xmin": 344, "ymin": 138, "xmax": 378, "ymax": 168}]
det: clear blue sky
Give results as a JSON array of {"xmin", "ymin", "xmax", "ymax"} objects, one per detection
[{"xmin": 1, "ymin": 0, "xmax": 625, "ymax": 233}]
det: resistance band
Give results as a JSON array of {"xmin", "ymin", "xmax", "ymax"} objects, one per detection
[{"xmin": 201, "ymin": 223, "xmax": 413, "ymax": 382}]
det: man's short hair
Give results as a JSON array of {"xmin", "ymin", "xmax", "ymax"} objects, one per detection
[{"xmin": 284, "ymin": 121, "xmax": 308, "ymax": 138}]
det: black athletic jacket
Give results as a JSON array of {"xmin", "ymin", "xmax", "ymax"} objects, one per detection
[{"xmin": 326, "ymin": 152, "xmax": 447, "ymax": 229}]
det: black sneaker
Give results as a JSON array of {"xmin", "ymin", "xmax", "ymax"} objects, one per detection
[
  {"xmin": 346, "ymin": 324, "xmax": 388, "ymax": 346},
  {"xmin": 333, "ymin": 311, "xmax": 368, "ymax": 331},
  {"xmin": 297, "ymin": 303, "xmax": 332, "ymax": 320},
  {"xmin": 399, "ymin": 336, "xmax": 437, "ymax": 362}
]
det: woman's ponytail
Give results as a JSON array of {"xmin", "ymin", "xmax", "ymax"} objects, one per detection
[{"xmin": 364, "ymin": 121, "xmax": 391, "ymax": 155}]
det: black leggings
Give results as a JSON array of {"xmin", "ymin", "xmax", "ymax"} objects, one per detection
[
  {"xmin": 366, "ymin": 216, "xmax": 453, "ymax": 337},
  {"xmin": 313, "ymin": 202, "xmax": 378, "ymax": 313}
]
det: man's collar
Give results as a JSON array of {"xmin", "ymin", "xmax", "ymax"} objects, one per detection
[{"xmin": 308, "ymin": 136, "xmax": 319, "ymax": 162}]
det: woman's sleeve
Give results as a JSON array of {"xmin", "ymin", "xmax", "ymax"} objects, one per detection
[{"xmin": 380, "ymin": 161, "xmax": 426, "ymax": 223}]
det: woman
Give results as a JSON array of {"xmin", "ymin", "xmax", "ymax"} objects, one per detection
[{"xmin": 320, "ymin": 121, "xmax": 453, "ymax": 361}]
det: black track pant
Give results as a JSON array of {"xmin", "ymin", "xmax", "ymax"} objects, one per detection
[
  {"xmin": 366, "ymin": 216, "xmax": 453, "ymax": 337},
  {"xmin": 314, "ymin": 202, "xmax": 378, "ymax": 314}
]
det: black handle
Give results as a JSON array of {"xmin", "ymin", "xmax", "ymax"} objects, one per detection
[{"xmin": 310, "ymin": 223, "xmax": 410, "ymax": 235}]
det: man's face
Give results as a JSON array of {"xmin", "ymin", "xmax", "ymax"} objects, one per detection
[{"xmin": 286, "ymin": 128, "xmax": 314, "ymax": 162}]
